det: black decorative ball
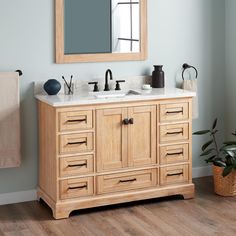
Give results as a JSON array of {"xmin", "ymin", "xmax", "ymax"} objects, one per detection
[{"xmin": 43, "ymin": 79, "xmax": 61, "ymax": 95}]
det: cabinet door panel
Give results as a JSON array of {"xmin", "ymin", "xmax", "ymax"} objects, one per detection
[
  {"xmin": 128, "ymin": 106, "xmax": 157, "ymax": 167},
  {"xmin": 96, "ymin": 108, "xmax": 128, "ymax": 172}
]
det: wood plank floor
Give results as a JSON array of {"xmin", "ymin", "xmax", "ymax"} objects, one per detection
[{"xmin": 0, "ymin": 177, "xmax": 235, "ymax": 236}]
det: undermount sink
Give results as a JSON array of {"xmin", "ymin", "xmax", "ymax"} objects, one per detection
[{"xmin": 91, "ymin": 90, "xmax": 141, "ymax": 99}]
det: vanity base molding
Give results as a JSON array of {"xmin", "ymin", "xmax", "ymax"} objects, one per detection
[
  {"xmin": 37, "ymin": 96, "xmax": 194, "ymax": 219},
  {"xmin": 38, "ymin": 184, "xmax": 194, "ymax": 219}
]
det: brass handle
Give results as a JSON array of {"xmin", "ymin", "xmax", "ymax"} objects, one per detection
[
  {"xmin": 123, "ymin": 118, "xmax": 129, "ymax": 125},
  {"xmin": 67, "ymin": 118, "xmax": 86, "ymax": 123},
  {"xmin": 166, "ymin": 110, "xmax": 183, "ymax": 114},
  {"xmin": 119, "ymin": 178, "xmax": 137, "ymax": 183},
  {"xmin": 166, "ymin": 131, "xmax": 183, "ymax": 135},
  {"xmin": 67, "ymin": 141, "xmax": 87, "ymax": 145},
  {"xmin": 166, "ymin": 152, "xmax": 183, "ymax": 156},
  {"xmin": 68, "ymin": 163, "xmax": 87, "ymax": 168},
  {"xmin": 167, "ymin": 172, "xmax": 183, "ymax": 177},
  {"xmin": 68, "ymin": 185, "xmax": 87, "ymax": 190}
]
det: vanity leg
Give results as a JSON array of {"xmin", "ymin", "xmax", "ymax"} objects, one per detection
[{"xmin": 53, "ymin": 209, "xmax": 71, "ymax": 220}]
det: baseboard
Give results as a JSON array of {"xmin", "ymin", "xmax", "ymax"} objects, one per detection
[
  {"xmin": 192, "ymin": 166, "xmax": 212, "ymax": 178},
  {"xmin": 0, "ymin": 166, "xmax": 212, "ymax": 206},
  {"xmin": 0, "ymin": 189, "xmax": 37, "ymax": 205}
]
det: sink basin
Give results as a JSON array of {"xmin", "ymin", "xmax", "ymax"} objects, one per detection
[{"xmin": 91, "ymin": 90, "xmax": 141, "ymax": 99}]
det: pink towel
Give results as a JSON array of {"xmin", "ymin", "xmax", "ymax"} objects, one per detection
[{"xmin": 0, "ymin": 72, "xmax": 21, "ymax": 168}]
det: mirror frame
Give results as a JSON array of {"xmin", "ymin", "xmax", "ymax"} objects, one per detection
[{"xmin": 55, "ymin": 0, "xmax": 147, "ymax": 63}]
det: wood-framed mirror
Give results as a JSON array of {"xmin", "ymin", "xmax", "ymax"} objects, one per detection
[{"xmin": 55, "ymin": 0, "xmax": 147, "ymax": 63}]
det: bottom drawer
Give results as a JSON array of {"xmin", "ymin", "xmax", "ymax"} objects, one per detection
[
  {"xmin": 160, "ymin": 164, "xmax": 189, "ymax": 186},
  {"xmin": 97, "ymin": 169, "xmax": 157, "ymax": 194},
  {"xmin": 60, "ymin": 177, "xmax": 94, "ymax": 200}
]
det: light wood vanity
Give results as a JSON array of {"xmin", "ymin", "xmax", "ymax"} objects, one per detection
[{"xmin": 37, "ymin": 90, "xmax": 195, "ymax": 219}]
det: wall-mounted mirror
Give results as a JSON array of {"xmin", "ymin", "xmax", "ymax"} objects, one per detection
[{"xmin": 55, "ymin": 0, "xmax": 147, "ymax": 63}]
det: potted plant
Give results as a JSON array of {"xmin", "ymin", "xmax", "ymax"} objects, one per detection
[{"xmin": 193, "ymin": 118, "xmax": 236, "ymax": 196}]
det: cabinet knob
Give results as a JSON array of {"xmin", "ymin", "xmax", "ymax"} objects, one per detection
[
  {"xmin": 129, "ymin": 118, "xmax": 134, "ymax": 124},
  {"xmin": 123, "ymin": 118, "xmax": 129, "ymax": 125}
]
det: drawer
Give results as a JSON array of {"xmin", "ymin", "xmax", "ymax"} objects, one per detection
[
  {"xmin": 160, "ymin": 144, "xmax": 189, "ymax": 165},
  {"xmin": 160, "ymin": 164, "xmax": 189, "ymax": 186},
  {"xmin": 160, "ymin": 123, "xmax": 189, "ymax": 143},
  {"xmin": 97, "ymin": 169, "xmax": 157, "ymax": 194},
  {"xmin": 160, "ymin": 102, "xmax": 189, "ymax": 122},
  {"xmin": 59, "ymin": 110, "xmax": 93, "ymax": 132},
  {"xmin": 59, "ymin": 155, "xmax": 94, "ymax": 177},
  {"xmin": 59, "ymin": 133, "xmax": 94, "ymax": 155},
  {"xmin": 60, "ymin": 177, "xmax": 94, "ymax": 200}
]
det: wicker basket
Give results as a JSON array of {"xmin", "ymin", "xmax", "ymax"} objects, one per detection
[{"xmin": 213, "ymin": 165, "xmax": 236, "ymax": 197}]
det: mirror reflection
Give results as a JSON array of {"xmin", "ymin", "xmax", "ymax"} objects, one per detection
[{"xmin": 64, "ymin": 0, "xmax": 140, "ymax": 55}]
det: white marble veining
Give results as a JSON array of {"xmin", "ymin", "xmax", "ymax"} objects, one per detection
[{"xmin": 35, "ymin": 88, "xmax": 196, "ymax": 107}]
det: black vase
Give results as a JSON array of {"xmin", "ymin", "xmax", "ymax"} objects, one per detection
[
  {"xmin": 152, "ymin": 65, "xmax": 165, "ymax": 88},
  {"xmin": 44, "ymin": 79, "xmax": 61, "ymax": 95}
]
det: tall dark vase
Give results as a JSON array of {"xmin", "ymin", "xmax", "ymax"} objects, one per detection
[{"xmin": 152, "ymin": 65, "xmax": 165, "ymax": 88}]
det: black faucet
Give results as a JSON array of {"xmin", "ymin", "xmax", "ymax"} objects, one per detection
[{"xmin": 104, "ymin": 69, "xmax": 113, "ymax": 91}]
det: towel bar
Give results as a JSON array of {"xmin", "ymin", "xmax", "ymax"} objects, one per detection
[{"xmin": 182, "ymin": 63, "xmax": 198, "ymax": 80}]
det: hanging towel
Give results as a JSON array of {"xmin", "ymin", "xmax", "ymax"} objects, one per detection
[
  {"xmin": 183, "ymin": 79, "xmax": 198, "ymax": 119},
  {"xmin": 0, "ymin": 72, "xmax": 21, "ymax": 168}
]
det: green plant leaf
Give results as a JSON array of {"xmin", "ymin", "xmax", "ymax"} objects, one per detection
[
  {"xmin": 224, "ymin": 150, "xmax": 235, "ymax": 158},
  {"xmin": 205, "ymin": 155, "xmax": 216, "ymax": 163},
  {"xmin": 210, "ymin": 130, "xmax": 219, "ymax": 135},
  {"xmin": 222, "ymin": 145, "xmax": 236, "ymax": 152},
  {"xmin": 201, "ymin": 140, "xmax": 214, "ymax": 151},
  {"xmin": 223, "ymin": 141, "xmax": 236, "ymax": 145},
  {"xmin": 193, "ymin": 130, "xmax": 210, "ymax": 135},
  {"xmin": 200, "ymin": 148, "xmax": 215, "ymax": 156},
  {"xmin": 212, "ymin": 118, "xmax": 217, "ymax": 130},
  {"xmin": 214, "ymin": 160, "xmax": 226, "ymax": 168},
  {"xmin": 222, "ymin": 166, "xmax": 233, "ymax": 177}
]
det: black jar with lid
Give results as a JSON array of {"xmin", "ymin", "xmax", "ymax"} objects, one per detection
[{"xmin": 152, "ymin": 65, "xmax": 165, "ymax": 88}]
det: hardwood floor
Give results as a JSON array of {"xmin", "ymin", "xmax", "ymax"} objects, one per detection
[{"xmin": 0, "ymin": 177, "xmax": 235, "ymax": 236}]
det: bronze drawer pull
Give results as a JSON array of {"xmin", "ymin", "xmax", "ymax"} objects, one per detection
[
  {"xmin": 119, "ymin": 178, "xmax": 137, "ymax": 183},
  {"xmin": 67, "ymin": 118, "xmax": 86, "ymax": 123},
  {"xmin": 166, "ymin": 110, "xmax": 183, "ymax": 114},
  {"xmin": 166, "ymin": 152, "xmax": 183, "ymax": 156},
  {"xmin": 166, "ymin": 131, "xmax": 183, "ymax": 135},
  {"xmin": 68, "ymin": 185, "xmax": 87, "ymax": 190},
  {"xmin": 68, "ymin": 163, "xmax": 87, "ymax": 168},
  {"xmin": 67, "ymin": 141, "xmax": 87, "ymax": 145},
  {"xmin": 167, "ymin": 172, "xmax": 183, "ymax": 177}
]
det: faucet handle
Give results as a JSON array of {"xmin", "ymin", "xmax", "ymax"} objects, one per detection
[
  {"xmin": 88, "ymin": 82, "xmax": 99, "ymax": 92},
  {"xmin": 115, "ymin": 80, "xmax": 126, "ymax": 90}
]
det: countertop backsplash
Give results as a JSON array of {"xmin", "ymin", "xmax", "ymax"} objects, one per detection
[{"xmin": 34, "ymin": 75, "xmax": 152, "ymax": 95}]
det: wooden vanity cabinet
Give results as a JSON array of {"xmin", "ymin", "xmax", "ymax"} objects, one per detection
[
  {"xmin": 37, "ymin": 98, "xmax": 194, "ymax": 219},
  {"xmin": 96, "ymin": 105, "xmax": 156, "ymax": 172}
]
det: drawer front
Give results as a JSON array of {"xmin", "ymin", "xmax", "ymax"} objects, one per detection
[
  {"xmin": 59, "ymin": 133, "xmax": 94, "ymax": 155},
  {"xmin": 160, "ymin": 102, "xmax": 189, "ymax": 122},
  {"xmin": 160, "ymin": 164, "xmax": 189, "ymax": 186},
  {"xmin": 60, "ymin": 177, "xmax": 94, "ymax": 200},
  {"xmin": 59, "ymin": 155, "xmax": 94, "ymax": 177},
  {"xmin": 59, "ymin": 110, "xmax": 93, "ymax": 132},
  {"xmin": 97, "ymin": 169, "xmax": 157, "ymax": 194},
  {"xmin": 160, "ymin": 123, "xmax": 189, "ymax": 143},
  {"xmin": 160, "ymin": 144, "xmax": 189, "ymax": 165}
]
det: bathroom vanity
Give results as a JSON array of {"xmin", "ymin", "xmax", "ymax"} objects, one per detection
[{"xmin": 36, "ymin": 88, "xmax": 195, "ymax": 219}]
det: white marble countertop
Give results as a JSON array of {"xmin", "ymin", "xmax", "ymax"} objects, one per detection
[{"xmin": 35, "ymin": 88, "xmax": 196, "ymax": 107}]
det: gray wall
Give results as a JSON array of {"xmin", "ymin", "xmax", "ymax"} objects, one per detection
[
  {"xmin": 225, "ymin": 0, "xmax": 236, "ymax": 139},
  {"xmin": 0, "ymin": 0, "xmax": 225, "ymax": 194}
]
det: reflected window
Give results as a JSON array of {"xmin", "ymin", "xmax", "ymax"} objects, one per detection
[{"xmin": 112, "ymin": 0, "xmax": 140, "ymax": 53}]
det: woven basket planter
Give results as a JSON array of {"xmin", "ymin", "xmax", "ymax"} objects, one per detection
[{"xmin": 213, "ymin": 165, "xmax": 236, "ymax": 197}]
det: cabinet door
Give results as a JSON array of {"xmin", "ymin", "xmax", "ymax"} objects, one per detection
[
  {"xmin": 128, "ymin": 106, "xmax": 157, "ymax": 167},
  {"xmin": 96, "ymin": 108, "xmax": 128, "ymax": 172}
]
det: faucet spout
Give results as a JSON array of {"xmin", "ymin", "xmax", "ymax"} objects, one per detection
[{"xmin": 104, "ymin": 69, "xmax": 113, "ymax": 91}]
